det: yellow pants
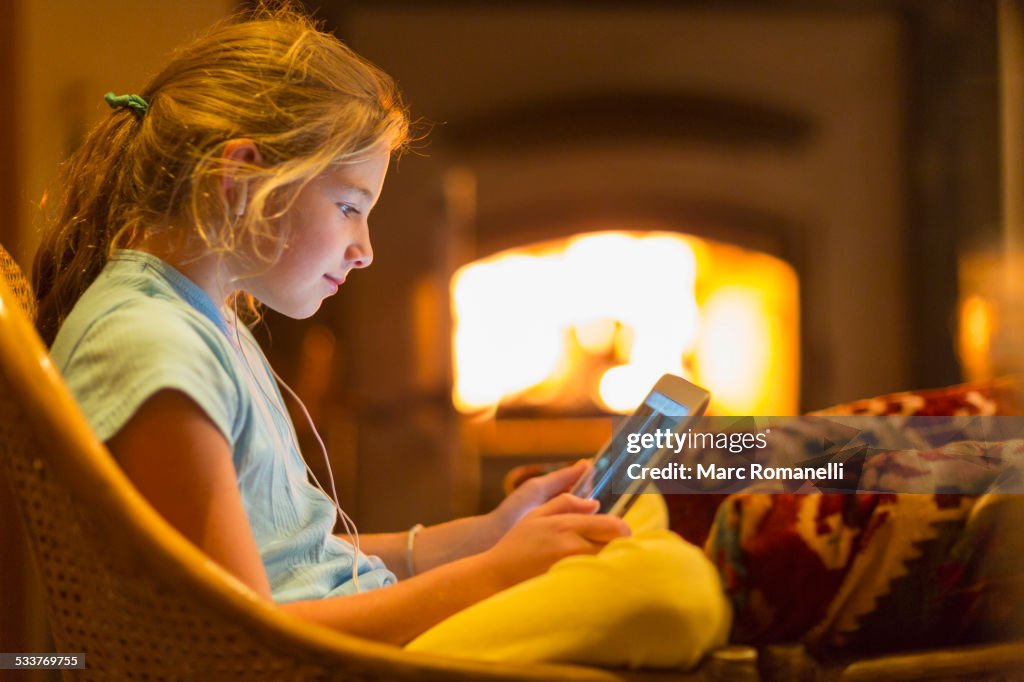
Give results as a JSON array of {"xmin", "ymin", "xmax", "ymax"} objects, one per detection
[{"xmin": 406, "ymin": 493, "xmax": 732, "ymax": 669}]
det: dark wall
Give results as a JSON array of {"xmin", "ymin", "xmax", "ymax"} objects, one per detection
[
  {"xmin": 0, "ymin": 0, "xmax": 17, "ymax": 250},
  {"xmin": 904, "ymin": 0, "xmax": 1001, "ymax": 390}
]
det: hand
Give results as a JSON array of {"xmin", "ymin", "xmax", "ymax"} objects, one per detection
[
  {"xmin": 488, "ymin": 459, "xmax": 593, "ymax": 538},
  {"xmin": 389, "ymin": 460, "xmax": 596, "ymax": 572},
  {"xmin": 481, "ymin": 492, "xmax": 631, "ymax": 588}
]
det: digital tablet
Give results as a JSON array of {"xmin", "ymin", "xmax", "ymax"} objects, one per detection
[{"xmin": 571, "ymin": 374, "xmax": 710, "ymax": 517}]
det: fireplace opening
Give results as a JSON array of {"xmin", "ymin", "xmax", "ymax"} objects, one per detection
[{"xmin": 452, "ymin": 230, "xmax": 799, "ymax": 420}]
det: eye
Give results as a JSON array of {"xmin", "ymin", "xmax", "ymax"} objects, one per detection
[{"xmin": 336, "ymin": 202, "xmax": 361, "ymax": 219}]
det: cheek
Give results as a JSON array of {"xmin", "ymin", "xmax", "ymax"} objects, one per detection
[
  {"xmin": 278, "ymin": 245, "xmax": 322, "ymax": 279},
  {"xmin": 281, "ymin": 231, "xmax": 342, "ymax": 280}
]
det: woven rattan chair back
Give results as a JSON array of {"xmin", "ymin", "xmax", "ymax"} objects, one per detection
[
  {"xmin": 0, "ymin": 246, "xmax": 614, "ymax": 682},
  {"xmin": 0, "ymin": 243, "xmax": 36, "ymax": 320}
]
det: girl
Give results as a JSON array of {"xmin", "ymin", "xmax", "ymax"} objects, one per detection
[{"xmin": 33, "ymin": 4, "xmax": 728, "ymax": 668}]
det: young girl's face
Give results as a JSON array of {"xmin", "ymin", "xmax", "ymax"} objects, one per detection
[{"xmin": 239, "ymin": 146, "xmax": 390, "ymax": 318}]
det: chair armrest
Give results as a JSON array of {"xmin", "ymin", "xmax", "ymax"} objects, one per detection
[{"xmin": 839, "ymin": 641, "xmax": 1024, "ymax": 681}]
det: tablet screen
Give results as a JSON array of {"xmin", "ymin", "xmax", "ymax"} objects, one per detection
[{"xmin": 580, "ymin": 389, "xmax": 690, "ymax": 514}]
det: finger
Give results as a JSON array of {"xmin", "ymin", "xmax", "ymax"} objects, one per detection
[
  {"xmin": 525, "ymin": 459, "xmax": 591, "ymax": 499},
  {"xmin": 561, "ymin": 514, "xmax": 632, "ymax": 544},
  {"xmin": 529, "ymin": 492, "xmax": 599, "ymax": 518},
  {"xmin": 494, "ymin": 461, "xmax": 594, "ymax": 528}
]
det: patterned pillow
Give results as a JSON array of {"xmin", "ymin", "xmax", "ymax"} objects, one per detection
[
  {"xmin": 696, "ymin": 376, "xmax": 1024, "ymax": 655},
  {"xmin": 704, "ymin": 492, "xmax": 1021, "ymax": 654},
  {"xmin": 663, "ymin": 376, "xmax": 1024, "ymax": 545}
]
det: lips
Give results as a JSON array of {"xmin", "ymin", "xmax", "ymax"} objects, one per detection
[{"xmin": 324, "ymin": 274, "xmax": 345, "ymax": 293}]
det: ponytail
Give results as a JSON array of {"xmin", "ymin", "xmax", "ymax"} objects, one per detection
[{"xmin": 34, "ymin": 108, "xmax": 146, "ymax": 345}]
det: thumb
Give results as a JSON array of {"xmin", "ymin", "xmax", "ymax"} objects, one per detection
[{"xmin": 530, "ymin": 492, "xmax": 599, "ymax": 518}]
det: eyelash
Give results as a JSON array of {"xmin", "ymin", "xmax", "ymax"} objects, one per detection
[{"xmin": 336, "ymin": 203, "xmax": 360, "ymax": 218}]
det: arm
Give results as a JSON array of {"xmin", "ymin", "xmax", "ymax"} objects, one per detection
[
  {"xmin": 109, "ymin": 390, "xmax": 629, "ymax": 645},
  {"xmin": 354, "ymin": 461, "xmax": 594, "ymax": 578},
  {"xmin": 350, "ymin": 516, "xmax": 496, "ymax": 581},
  {"xmin": 108, "ymin": 389, "xmax": 273, "ymax": 599},
  {"xmin": 288, "ymin": 491, "xmax": 626, "ymax": 644}
]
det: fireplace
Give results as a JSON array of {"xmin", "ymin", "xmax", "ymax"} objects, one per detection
[{"xmin": 268, "ymin": 1, "xmax": 999, "ymax": 530}]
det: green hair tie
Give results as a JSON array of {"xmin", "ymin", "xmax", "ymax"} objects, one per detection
[{"xmin": 104, "ymin": 91, "xmax": 149, "ymax": 114}]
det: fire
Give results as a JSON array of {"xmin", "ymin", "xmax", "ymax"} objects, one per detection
[
  {"xmin": 451, "ymin": 231, "xmax": 799, "ymax": 415},
  {"xmin": 959, "ymin": 294, "xmax": 993, "ymax": 380}
]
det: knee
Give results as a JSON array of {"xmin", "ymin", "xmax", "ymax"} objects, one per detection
[{"xmin": 590, "ymin": 532, "xmax": 733, "ymax": 667}]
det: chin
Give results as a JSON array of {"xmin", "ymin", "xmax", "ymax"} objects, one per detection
[
  {"xmin": 269, "ymin": 299, "xmax": 323, "ymax": 320},
  {"xmin": 292, "ymin": 303, "xmax": 323, "ymax": 320}
]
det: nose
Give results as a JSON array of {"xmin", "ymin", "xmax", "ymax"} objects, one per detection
[{"xmin": 346, "ymin": 238, "xmax": 373, "ymax": 270}]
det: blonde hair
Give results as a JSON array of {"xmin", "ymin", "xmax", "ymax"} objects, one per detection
[{"xmin": 33, "ymin": 3, "xmax": 410, "ymax": 345}]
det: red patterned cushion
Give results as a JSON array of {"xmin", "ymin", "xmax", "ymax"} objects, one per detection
[
  {"xmin": 697, "ymin": 377, "xmax": 1024, "ymax": 655},
  {"xmin": 664, "ymin": 377, "xmax": 1023, "ymax": 546},
  {"xmin": 810, "ymin": 375, "xmax": 1024, "ymax": 417},
  {"xmin": 705, "ymin": 492, "xmax": 1010, "ymax": 654}
]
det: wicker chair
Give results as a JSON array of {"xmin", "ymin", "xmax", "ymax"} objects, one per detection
[
  {"xmin": 0, "ymin": 245, "xmax": 669, "ymax": 682},
  {"xmin": 7, "ymin": 243, "xmax": 1023, "ymax": 681}
]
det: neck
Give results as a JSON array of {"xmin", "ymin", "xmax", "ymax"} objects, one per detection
[{"xmin": 131, "ymin": 231, "xmax": 235, "ymax": 306}]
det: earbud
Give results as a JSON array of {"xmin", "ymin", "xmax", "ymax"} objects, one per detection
[{"xmin": 234, "ymin": 183, "xmax": 248, "ymax": 217}]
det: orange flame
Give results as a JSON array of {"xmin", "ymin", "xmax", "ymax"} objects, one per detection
[{"xmin": 451, "ymin": 231, "xmax": 798, "ymax": 415}]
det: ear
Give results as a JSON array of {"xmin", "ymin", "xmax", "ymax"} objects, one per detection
[{"xmin": 221, "ymin": 139, "xmax": 262, "ymax": 217}]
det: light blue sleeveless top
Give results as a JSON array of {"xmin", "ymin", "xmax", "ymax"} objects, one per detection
[{"xmin": 50, "ymin": 249, "xmax": 395, "ymax": 602}]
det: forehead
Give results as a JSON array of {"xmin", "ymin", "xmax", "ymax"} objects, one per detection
[{"xmin": 319, "ymin": 150, "xmax": 390, "ymax": 193}]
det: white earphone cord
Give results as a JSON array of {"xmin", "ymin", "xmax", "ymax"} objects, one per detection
[{"xmin": 230, "ymin": 303, "xmax": 363, "ymax": 593}]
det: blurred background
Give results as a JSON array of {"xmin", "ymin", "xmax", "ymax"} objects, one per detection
[{"xmin": 2, "ymin": 0, "xmax": 1024, "ymax": 668}]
